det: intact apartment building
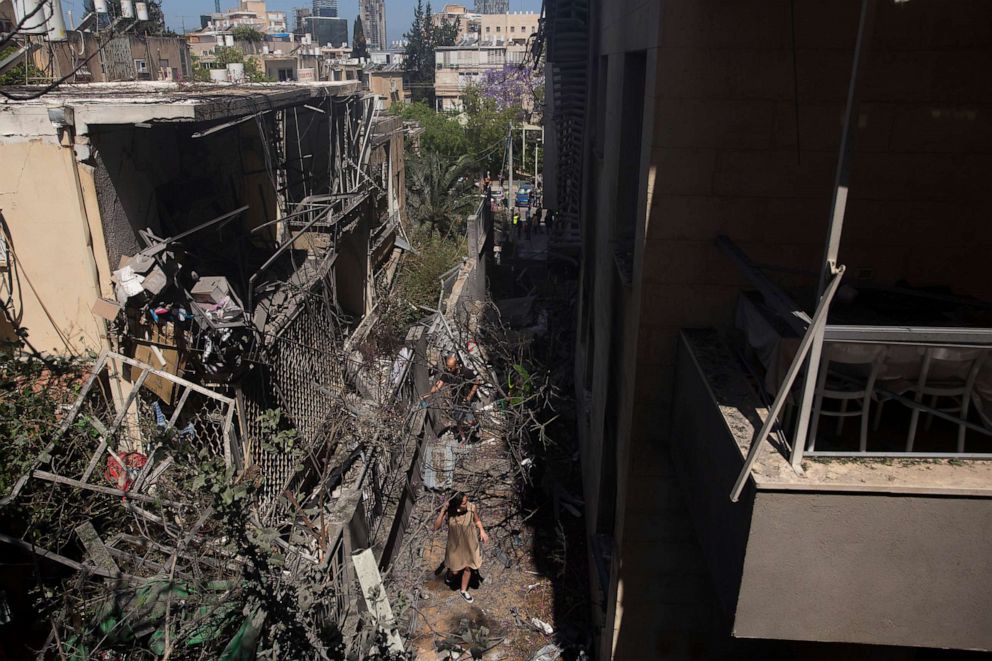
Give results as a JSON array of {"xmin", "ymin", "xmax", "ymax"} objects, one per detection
[
  {"xmin": 434, "ymin": 44, "xmax": 527, "ymax": 111},
  {"xmin": 199, "ymin": 0, "xmax": 288, "ymax": 33},
  {"xmin": 544, "ymin": 0, "xmax": 992, "ymax": 658},
  {"xmin": 432, "ymin": 8, "xmax": 538, "ymax": 112},
  {"xmin": 433, "ymin": 4, "xmax": 538, "ymax": 47},
  {"xmin": 366, "ymin": 63, "xmax": 405, "ymax": 110}
]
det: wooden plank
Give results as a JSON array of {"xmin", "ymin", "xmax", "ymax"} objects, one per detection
[
  {"xmin": 74, "ymin": 521, "xmax": 120, "ymax": 574},
  {"xmin": 351, "ymin": 548, "xmax": 404, "ymax": 654},
  {"xmin": 32, "ymin": 470, "xmax": 180, "ymax": 506},
  {"xmin": 81, "ymin": 368, "xmax": 149, "ymax": 482},
  {"xmin": 108, "ymin": 352, "xmax": 235, "ymax": 404},
  {"xmin": 0, "ymin": 531, "xmax": 127, "ymax": 580}
]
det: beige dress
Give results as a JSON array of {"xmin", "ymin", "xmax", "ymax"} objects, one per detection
[{"xmin": 444, "ymin": 503, "xmax": 482, "ymax": 571}]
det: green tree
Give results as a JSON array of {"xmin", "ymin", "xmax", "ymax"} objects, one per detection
[
  {"xmin": 351, "ymin": 16, "xmax": 370, "ymax": 61},
  {"xmin": 403, "ymin": 0, "xmax": 458, "ymax": 105},
  {"xmin": 231, "ymin": 25, "xmax": 264, "ymax": 54},
  {"xmin": 395, "ymin": 227, "xmax": 467, "ymax": 313},
  {"xmin": 406, "ymin": 152, "xmax": 478, "ymax": 238},
  {"xmin": 392, "ymin": 90, "xmax": 521, "ymax": 177},
  {"xmin": 392, "ymin": 101, "xmax": 468, "ymax": 162},
  {"xmin": 462, "ymin": 85, "xmax": 522, "ymax": 175}
]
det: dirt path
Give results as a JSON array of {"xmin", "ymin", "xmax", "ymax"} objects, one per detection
[{"xmin": 394, "ymin": 433, "xmax": 560, "ymax": 660}]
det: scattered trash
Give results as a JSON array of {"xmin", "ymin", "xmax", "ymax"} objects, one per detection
[
  {"xmin": 103, "ymin": 452, "xmax": 147, "ymax": 492},
  {"xmin": 423, "ymin": 433, "xmax": 457, "ymax": 490},
  {"xmin": 493, "ymin": 546, "xmax": 513, "ymax": 569},
  {"xmin": 530, "ymin": 617, "xmax": 553, "ymax": 636},
  {"xmin": 529, "ymin": 644, "xmax": 562, "ymax": 661}
]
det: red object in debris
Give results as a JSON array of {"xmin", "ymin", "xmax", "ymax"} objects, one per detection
[{"xmin": 104, "ymin": 452, "xmax": 148, "ymax": 493}]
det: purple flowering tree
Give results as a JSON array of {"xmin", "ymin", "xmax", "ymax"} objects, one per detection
[{"xmin": 476, "ymin": 65, "xmax": 542, "ymax": 113}]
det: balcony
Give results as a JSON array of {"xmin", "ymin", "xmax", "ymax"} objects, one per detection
[
  {"xmin": 672, "ymin": 329, "xmax": 992, "ymax": 650},
  {"xmin": 661, "ymin": 1, "xmax": 992, "ymax": 643}
]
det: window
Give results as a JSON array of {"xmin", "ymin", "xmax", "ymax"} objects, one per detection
[
  {"xmin": 613, "ymin": 51, "xmax": 647, "ymax": 262},
  {"xmin": 594, "ymin": 55, "xmax": 608, "ymax": 157},
  {"xmin": 495, "ymin": 26, "xmax": 500, "ymax": 32},
  {"xmin": 159, "ymin": 59, "xmax": 169, "ymax": 68},
  {"xmin": 485, "ymin": 26, "xmax": 490, "ymax": 32},
  {"xmin": 510, "ymin": 26, "xmax": 515, "ymax": 32},
  {"xmin": 134, "ymin": 58, "xmax": 147, "ymax": 72}
]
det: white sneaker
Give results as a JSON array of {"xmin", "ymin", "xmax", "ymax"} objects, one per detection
[{"xmin": 460, "ymin": 590, "xmax": 474, "ymax": 603}]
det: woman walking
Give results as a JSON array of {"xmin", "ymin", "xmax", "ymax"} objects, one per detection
[{"xmin": 434, "ymin": 492, "xmax": 489, "ymax": 602}]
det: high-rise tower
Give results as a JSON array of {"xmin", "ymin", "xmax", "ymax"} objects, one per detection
[
  {"xmin": 474, "ymin": 0, "xmax": 508, "ymax": 13},
  {"xmin": 359, "ymin": 0, "xmax": 386, "ymax": 50},
  {"xmin": 312, "ymin": 0, "xmax": 337, "ymax": 18}
]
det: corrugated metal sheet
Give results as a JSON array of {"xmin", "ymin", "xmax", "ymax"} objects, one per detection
[{"xmin": 103, "ymin": 36, "xmax": 136, "ymax": 81}]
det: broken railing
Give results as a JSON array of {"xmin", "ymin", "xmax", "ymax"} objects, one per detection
[{"xmin": 1, "ymin": 350, "xmax": 243, "ymax": 581}]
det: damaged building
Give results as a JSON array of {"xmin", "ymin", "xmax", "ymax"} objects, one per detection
[{"xmin": 0, "ymin": 81, "xmax": 421, "ymax": 655}]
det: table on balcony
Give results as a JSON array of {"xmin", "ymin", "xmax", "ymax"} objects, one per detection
[{"xmin": 734, "ymin": 288, "xmax": 992, "ymax": 421}]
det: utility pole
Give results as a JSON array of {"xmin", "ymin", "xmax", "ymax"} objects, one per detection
[
  {"xmin": 508, "ymin": 122, "xmax": 513, "ymax": 209},
  {"xmin": 521, "ymin": 125, "xmax": 526, "ymax": 179},
  {"xmin": 534, "ymin": 143, "xmax": 538, "ymax": 186}
]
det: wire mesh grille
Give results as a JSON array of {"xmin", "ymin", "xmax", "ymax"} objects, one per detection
[{"xmin": 241, "ymin": 260, "xmax": 346, "ymax": 504}]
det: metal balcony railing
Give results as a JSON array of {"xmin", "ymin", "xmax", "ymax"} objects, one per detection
[{"xmin": 721, "ymin": 235, "xmax": 992, "ymax": 502}]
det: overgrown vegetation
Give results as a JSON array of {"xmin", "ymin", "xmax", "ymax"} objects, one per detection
[
  {"xmin": 192, "ymin": 47, "xmax": 270, "ymax": 83},
  {"xmin": 0, "ymin": 46, "xmax": 45, "ymax": 86},
  {"xmin": 231, "ymin": 25, "xmax": 264, "ymax": 51}
]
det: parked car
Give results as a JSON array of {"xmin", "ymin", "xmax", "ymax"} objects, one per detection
[{"xmin": 515, "ymin": 183, "xmax": 534, "ymax": 207}]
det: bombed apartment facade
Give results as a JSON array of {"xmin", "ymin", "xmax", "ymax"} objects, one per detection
[
  {"xmin": 544, "ymin": 0, "xmax": 992, "ymax": 658},
  {"xmin": 0, "ymin": 81, "xmax": 416, "ymax": 654}
]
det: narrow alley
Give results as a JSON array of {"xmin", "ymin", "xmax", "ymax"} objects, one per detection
[{"xmin": 2, "ymin": 0, "xmax": 992, "ymax": 659}]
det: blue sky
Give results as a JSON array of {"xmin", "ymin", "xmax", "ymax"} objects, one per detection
[{"xmin": 160, "ymin": 0, "xmax": 543, "ymax": 45}]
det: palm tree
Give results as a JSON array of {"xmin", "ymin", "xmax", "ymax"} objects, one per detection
[{"xmin": 406, "ymin": 152, "xmax": 478, "ymax": 238}]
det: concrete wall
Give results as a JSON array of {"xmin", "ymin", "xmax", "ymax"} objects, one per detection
[
  {"xmin": 0, "ymin": 110, "xmax": 109, "ymax": 354},
  {"xmin": 571, "ymin": 0, "xmax": 992, "ymax": 657},
  {"xmin": 368, "ymin": 72, "xmax": 404, "ymax": 110},
  {"xmin": 35, "ymin": 34, "xmax": 192, "ymax": 82},
  {"xmin": 739, "ymin": 490, "xmax": 992, "ymax": 650}
]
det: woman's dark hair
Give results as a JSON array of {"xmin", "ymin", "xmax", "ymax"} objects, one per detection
[{"xmin": 447, "ymin": 491, "xmax": 467, "ymax": 518}]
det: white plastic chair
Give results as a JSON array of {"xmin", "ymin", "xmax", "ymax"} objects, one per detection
[
  {"xmin": 905, "ymin": 347, "xmax": 988, "ymax": 452},
  {"xmin": 808, "ymin": 343, "xmax": 888, "ymax": 453}
]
